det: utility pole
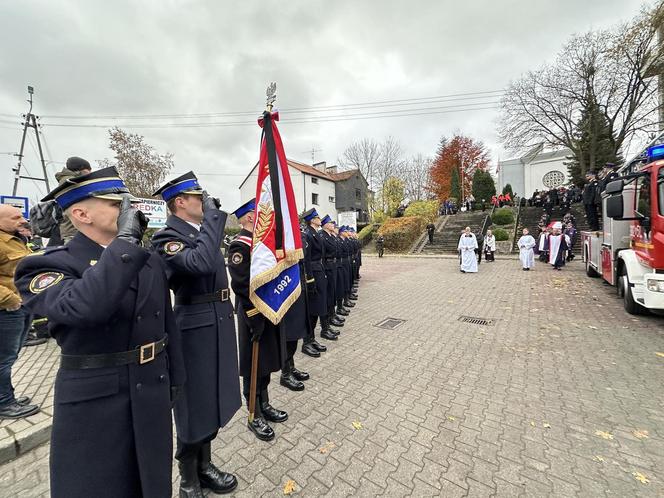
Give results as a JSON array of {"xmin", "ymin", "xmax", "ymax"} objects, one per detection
[{"xmin": 12, "ymin": 86, "xmax": 50, "ymax": 195}]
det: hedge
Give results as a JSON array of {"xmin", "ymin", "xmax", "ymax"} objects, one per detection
[
  {"xmin": 403, "ymin": 200, "xmax": 438, "ymax": 224},
  {"xmin": 491, "ymin": 208, "xmax": 514, "ymax": 226},
  {"xmin": 358, "ymin": 224, "xmax": 380, "ymax": 245},
  {"xmin": 493, "ymin": 227, "xmax": 510, "ymax": 241},
  {"xmin": 377, "ymin": 216, "xmax": 426, "ymax": 252}
]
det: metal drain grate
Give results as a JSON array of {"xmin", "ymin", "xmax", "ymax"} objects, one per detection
[
  {"xmin": 374, "ymin": 317, "xmax": 406, "ymax": 330},
  {"xmin": 458, "ymin": 315, "xmax": 494, "ymax": 326}
]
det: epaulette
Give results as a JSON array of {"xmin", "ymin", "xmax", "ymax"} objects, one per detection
[
  {"xmin": 26, "ymin": 246, "xmax": 68, "ymax": 257},
  {"xmin": 232, "ymin": 235, "xmax": 252, "ymax": 247}
]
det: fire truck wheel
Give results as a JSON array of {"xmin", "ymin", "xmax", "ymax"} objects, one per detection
[
  {"xmin": 585, "ymin": 251, "xmax": 599, "ymax": 278},
  {"xmin": 619, "ymin": 274, "xmax": 647, "ymax": 315}
]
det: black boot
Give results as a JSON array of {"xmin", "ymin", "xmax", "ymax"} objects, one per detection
[
  {"xmin": 311, "ymin": 339, "xmax": 327, "ymax": 352},
  {"xmin": 321, "ymin": 328, "xmax": 338, "ymax": 340},
  {"xmin": 349, "ymin": 293, "xmax": 359, "ymax": 300},
  {"xmin": 198, "ymin": 443, "xmax": 238, "ymax": 494},
  {"xmin": 330, "ymin": 315, "xmax": 345, "ymax": 327},
  {"xmin": 337, "ymin": 306, "xmax": 350, "ymax": 316},
  {"xmin": 178, "ymin": 454, "xmax": 205, "ymax": 498},
  {"xmin": 292, "ymin": 365, "xmax": 310, "ymax": 381},
  {"xmin": 280, "ymin": 360, "xmax": 304, "ymax": 391},
  {"xmin": 247, "ymin": 401, "xmax": 275, "ymax": 441},
  {"xmin": 344, "ymin": 299, "xmax": 356, "ymax": 308},
  {"xmin": 321, "ymin": 317, "xmax": 340, "ymax": 337},
  {"xmin": 260, "ymin": 389, "xmax": 288, "ymax": 423},
  {"xmin": 301, "ymin": 341, "xmax": 321, "ymax": 357}
]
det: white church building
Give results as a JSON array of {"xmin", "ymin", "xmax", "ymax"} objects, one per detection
[{"xmin": 497, "ymin": 144, "xmax": 572, "ymax": 197}]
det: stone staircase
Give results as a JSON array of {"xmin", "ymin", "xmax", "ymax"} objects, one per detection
[
  {"xmin": 421, "ymin": 210, "xmax": 489, "ymax": 255},
  {"xmin": 513, "ymin": 203, "xmax": 592, "ymax": 255}
]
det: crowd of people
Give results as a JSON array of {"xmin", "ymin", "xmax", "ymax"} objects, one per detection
[{"xmin": 0, "ymin": 158, "xmax": 364, "ymax": 497}]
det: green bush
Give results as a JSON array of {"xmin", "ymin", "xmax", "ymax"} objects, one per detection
[
  {"xmin": 377, "ymin": 216, "xmax": 426, "ymax": 252},
  {"xmin": 493, "ymin": 228, "xmax": 509, "ymax": 241},
  {"xmin": 491, "ymin": 208, "xmax": 514, "ymax": 226},
  {"xmin": 404, "ymin": 200, "xmax": 438, "ymax": 223},
  {"xmin": 224, "ymin": 226, "xmax": 241, "ymax": 237},
  {"xmin": 372, "ymin": 210, "xmax": 388, "ymax": 223},
  {"xmin": 358, "ymin": 224, "xmax": 379, "ymax": 244}
]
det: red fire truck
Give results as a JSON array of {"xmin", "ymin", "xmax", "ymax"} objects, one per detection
[{"xmin": 581, "ymin": 144, "xmax": 664, "ymax": 315}]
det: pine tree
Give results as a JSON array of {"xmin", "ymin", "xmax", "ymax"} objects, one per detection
[
  {"xmin": 566, "ymin": 92, "xmax": 622, "ymax": 186},
  {"xmin": 472, "ymin": 170, "xmax": 496, "ymax": 202},
  {"xmin": 450, "ymin": 167, "xmax": 461, "ymax": 203}
]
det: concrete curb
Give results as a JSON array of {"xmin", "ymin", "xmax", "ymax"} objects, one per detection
[{"xmin": 0, "ymin": 419, "xmax": 52, "ymax": 464}]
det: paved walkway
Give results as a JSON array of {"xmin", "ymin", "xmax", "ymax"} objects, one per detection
[{"xmin": 0, "ymin": 256, "xmax": 663, "ymax": 497}]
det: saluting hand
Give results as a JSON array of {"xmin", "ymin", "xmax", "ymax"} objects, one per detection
[
  {"xmin": 202, "ymin": 190, "xmax": 221, "ymax": 211},
  {"xmin": 116, "ymin": 194, "xmax": 149, "ymax": 245}
]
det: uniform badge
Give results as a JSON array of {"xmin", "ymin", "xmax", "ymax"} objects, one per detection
[
  {"xmin": 231, "ymin": 252, "xmax": 243, "ymax": 265},
  {"xmin": 164, "ymin": 241, "xmax": 184, "ymax": 255},
  {"xmin": 29, "ymin": 272, "xmax": 64, "ymax": 294},
  {"xmin": 89, "ymin": 260, "xmax": 97, "ymax": 266}
]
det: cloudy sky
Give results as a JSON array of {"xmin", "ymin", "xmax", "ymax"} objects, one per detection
[{"xmin": 0, "ymin": 0, "xmax": 649, "ymax": 208}]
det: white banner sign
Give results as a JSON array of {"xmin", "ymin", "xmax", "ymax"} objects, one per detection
[
  {"xmin": 136, "ymin": 198, "xmax": 167, "ymax": 228},
  {"xmin": 337, "ymin": 211, "xmax": 357, "ymax": 231}
]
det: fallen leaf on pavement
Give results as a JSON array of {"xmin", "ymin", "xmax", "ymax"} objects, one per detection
[
  {"xmin": 595, "ymin": 430, "xmax": 614, "ymax": 440},
  {"xmin": 352, "ymin": 421, "xmax": 363, "ymax": 430},
  {"xmin": 633, "ymin": 429, "xmax": 649, "ymax": 439},
  {"xmin": 632, "ymin": 472, "xmax": 649, "ymax": 484},
  {"xmin": 319, "ymin": 441, "xmax": 335, "ymax": 453},
  {"xmin": 530, "ymin": 308, "xmax": 539, "ymax": 312},
  {"xmin": 543, "ymin": 422, "xmax": 551, "ymax": 429},
  {"xmin": 593, "ymin": 455, "xmax": 605, "ymax": 462},
  {"xmin": 656, "ymin": 352, "xmax": 664, "ymax": 358},
  {"xmin": 530, "ymin": 421, "xmax": 535, "ymax": 427},
  {"xmin": 588, "ymin": 325, "xmax": 598, "ymax": 330},
  {"xmin": 447, "ymin": 416, "xmax": 456, "ymax": 421},
  {"xmin": 283, "ymin": 479, "xmax": 296, "ymax": 495}
]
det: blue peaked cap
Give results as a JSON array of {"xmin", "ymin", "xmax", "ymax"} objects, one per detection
[
  {"xmin": 233, "ymin": 199, "xmax": 256, "ymax": 219},
  {"xmin": 321, "ymin": 214, "xmax": 332, "ymax": 225},
  {"xmin": 302, "ymin": 208, "xmax": 319, "ymax": 222},
  {"xmin": 153, "ymin": 171, "xmax": 203, "ymax": 201},
  {"xmin": 42, "ymin": 166, "xmax": 132, "ymax": 210}
]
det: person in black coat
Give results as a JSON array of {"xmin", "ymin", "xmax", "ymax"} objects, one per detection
[
  {"xmin": 582, "ymin": 171, "xmax": 600, "ymax": 230},
  {"xmin": 333, "ymin": 225, "xmax": 352, "ymax": 317},
  {"xmin": 152, "ymin": 172, "xmax": 241, "ymax": 497},
  {"xmin": 15, "ymin": 167, "xmax": 185, "ymax": 498},
  {"xmin": 426, "ymin": 223, "xmax": 435, "ymax": 244},
  {"xmin": 302, "ymin": 208, "xmax": 338, "ymax": 344},
  {"xmin": 227, "ymin": 200, "xmax": 287, "ymax": 443},
  {"xmin": 320, "ymin": 215, "xmax": 345, "ymax": 329}
]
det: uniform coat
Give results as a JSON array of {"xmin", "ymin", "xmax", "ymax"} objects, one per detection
[
  {"xmin": 321, "ymin": 230, "xmax": 338, "ymax": 310},
  {"xmin": 227, "ymin": 229, "xmax": 282, "ymax": 377},
  {"xmin": 151, "ymin": 210, "xmax": 241, "ymax": 443},
  {"xmin": 280, "ymin": 260, "xmax": 309, "ymax": 341},
  {"xmin": 334, "ymin": 236, "xmax": 347, "ymax": 299},
  {"xmin": 15, "ymin": 233, "xmax": 186, "ymax": 498},
  {"xmin": 303, "ymin": 225, "xmax": 327, "ymax": 316}
]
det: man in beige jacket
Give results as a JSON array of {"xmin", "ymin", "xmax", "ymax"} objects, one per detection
[{"xmin": 0, "ymin": 205, "xmax": 40, "ymax": 418}]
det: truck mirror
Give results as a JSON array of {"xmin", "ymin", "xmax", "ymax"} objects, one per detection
[
  {"xmin": 605, "ymin": 194, "xmax": 624, "ymax": 218},
  {"xmin": 605, "ymin": 179, "xmax": 623, "ymax": 194}
]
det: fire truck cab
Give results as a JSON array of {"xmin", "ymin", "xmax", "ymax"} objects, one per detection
[{"xmin": 581, "ymin": 145, "xmax": 664, "ymax": 315}]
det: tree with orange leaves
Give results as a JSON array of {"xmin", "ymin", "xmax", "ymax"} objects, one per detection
[{"xmin": 429, "ymin": 134, "xmax": 490, "ymax": 203}]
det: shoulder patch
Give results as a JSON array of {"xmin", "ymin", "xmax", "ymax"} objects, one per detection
[
  {"xmin": 29, "ymin": 272, "xmax": 64, "ymax": 294},
  {"xmin": 164, "ymin": 241, "xmax": 184, "ymax": 255},
  {"xmin": 231, "ymin": 252, "xmax": 243, "ymax": 265}
]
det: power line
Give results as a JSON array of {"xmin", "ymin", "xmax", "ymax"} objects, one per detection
[
  {"xmin": 40, "ymin": 89, "xmax": 505, "ymax": 120},
  {"xmin": 41, "ymin": 102, "xmax": 501, "ymax": 129}
]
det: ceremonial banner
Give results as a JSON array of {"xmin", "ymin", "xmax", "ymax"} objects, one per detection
[{"xmin": 249, "ymin": 111, "xmax": 303, "ymax": 324}]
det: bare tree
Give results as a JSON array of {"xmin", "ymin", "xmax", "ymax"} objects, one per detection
[
  {"xmin": 337, "ymin": 138, "xmax": 382, "ymax": 189},
  {"xmin": 402, "ymin": 153, "xmax": 433, "ymax": 202},
  {"xmin": 99, "ymin": 127, "xmax": 174, "ymax": 198},
  {"xmin": 500, "ymin": 4, "xmax": 664, "ymax": 175}
]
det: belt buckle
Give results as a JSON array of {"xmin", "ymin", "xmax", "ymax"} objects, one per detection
[
  {"xmin": 219, "ymin": 289, "xmax": 229, "ymax": 302},
  {"xmin": 139, "ymin": 342, "xmax": 156, "ymax": 364}
]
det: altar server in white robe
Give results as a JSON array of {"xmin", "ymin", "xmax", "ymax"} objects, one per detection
[
  {"xmin": 517, "ymin": 228, "xmax": 536, "ymax": 271},
  {"xmin": 458, "ymin": 227, "xmax": 478, "ymax": 273},
  {"xmin": 548, "ymin": 222, "xmax": 567, "ymax": 270}
]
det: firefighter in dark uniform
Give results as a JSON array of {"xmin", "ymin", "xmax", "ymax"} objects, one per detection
[
  {"xmin": 15, "ymin": 167, "xmax": 186, "ymax": 498},
  {"xmin": 302, "ymin": 208, "xmax": 338, "ymax": 344},
  {"xmin": 583, "ymin": 170, "xmax": 600, "ymax": 231},
  {"xmin": 299, "ymin": 223, "xmax": 328, "ymax": 358},
  {"xmin": 333, "ymin": 224, "xmax": 351, "ymax": 317},
  {"xmin": 227, "ymin": 200, "xmax": 287, "ymax": 442},
  {"xmin": 320, "ymin": 215, "xmax": 345, "ymax": 328},
  {"xmin": 339, "ymin": 227, "xmax": 357, "ymax": 309},
  {"xmin": 152, "ymin": 172, "xmax": 240, "ymax": 497}
]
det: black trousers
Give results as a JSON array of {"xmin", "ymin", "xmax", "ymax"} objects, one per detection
[
  {"xmin": 585, "ymin": 204, "xmax": 599, "ymax": 230},
  {"xmin": 242, "ymin": 375, "xmax": 270, "ymax": 400},
  {"xmin": 285, "ymin": 340, "xmax": 298, "ymax": 363},
  {"xmin": 175, "ymin": 431, "xmax": 218, "ymax": 461}
]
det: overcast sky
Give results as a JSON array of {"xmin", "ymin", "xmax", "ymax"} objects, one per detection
[{"xmin": 0, "ymin": 0, "xmax": 649, "ymax": 208}]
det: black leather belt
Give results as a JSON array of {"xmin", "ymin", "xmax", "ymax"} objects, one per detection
[
  {"xmin": 175, "ymin": 288, "xmax": 230, "ymax": 306},
  {"xmin": 60, "ymin": 336, "xmax": 168, "ymax": 370}
]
